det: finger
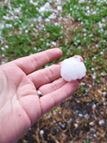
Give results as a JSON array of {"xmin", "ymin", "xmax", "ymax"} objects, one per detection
[
  {"xmin": 28, "ymin": 64, "xmax": 61, "ymax": 89},
  {"xmin": 40, "ymin": 80, "xmax": 79, "ymax": 114},
  {"xmin": 14, "ymin": 48, "xmax": 62, "ymax": 74},
  {"xmin": 39, "ymin": 78, "xmax": 66, "ymax": 95}
]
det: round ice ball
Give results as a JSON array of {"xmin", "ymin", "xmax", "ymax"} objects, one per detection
[{"xmin": 60, "ymin": 55, "xmax": 86, "ymax": 81}]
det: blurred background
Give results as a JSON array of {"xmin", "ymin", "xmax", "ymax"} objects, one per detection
[{"xmin": 0, "ymin": 0, "xmax": 107, "ymax": 142}]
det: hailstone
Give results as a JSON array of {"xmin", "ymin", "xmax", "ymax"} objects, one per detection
[{"xmin": 60, "ymin": 55, "xmax": 86, "ymax": 81}]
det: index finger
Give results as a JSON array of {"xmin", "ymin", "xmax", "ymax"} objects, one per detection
[{"xmin": 14, "ymin": 48, "xmax": 62, "ymax": 74}]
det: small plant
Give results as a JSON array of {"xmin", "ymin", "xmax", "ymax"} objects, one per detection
[{"xmin": 83, "ymin": 139, "xmax": 91, "ymax": 143}]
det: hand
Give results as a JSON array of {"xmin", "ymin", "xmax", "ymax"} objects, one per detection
[{"xmin": 0, "ymin": 48, "xmax": 79, "ymax": 143}]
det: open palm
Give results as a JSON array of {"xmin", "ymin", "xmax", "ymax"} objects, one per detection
[{"xmin": 0, "ymin": 48, "xmax": 79, "ymax": 143}]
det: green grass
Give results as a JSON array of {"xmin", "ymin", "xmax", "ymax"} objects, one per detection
[
  {"xmin": 0, "ymin": 0, "xmax": 106, "ymax": 80},
  {"xmin": 83, "ymin": 139, "xmax": 91, "ymax": 143},
  {"xmin": 62, "ymin": 0, "xmax": 107, "ymax": 79}
]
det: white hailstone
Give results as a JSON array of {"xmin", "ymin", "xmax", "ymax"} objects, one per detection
[
  {"xmin": 39, "ymin": 2, "xmax": 52, "ymax": 13},
  {"xmin": 51, "ymin": 41, "xmax": 57, "ymax": 46},
  {"xmin": 0, "ymin": 23, "xmax": 5, "ymax": 30},
  {"xmin": 57, "ymin": 6, "xmax": 62, "ymax": 11},
  {"xmin": 30, "ymin": 0, "xmax": 38, "ymax": 6},
  {"xmin": 79, "ymin": 0, "xmax": 85, "ymax": 3},
  {"xmin": 40, "ymin": 130, "xmax": 44, "ymax": 136},
  {"xmin": 48, "ymin": 13, "xmax": 56, "ymax": 20},
  {"xmin": 89, "ymin": 121, "xmax": 95, "ymax": 126},
  {"xmin": 99, "ymin": 119, "xmax": 105, "ymax": 126},
  {"xmin": 74, "ymin": 123, "xmax": 78, "ymax": 128},
  {"xmin": 60, "ymin": 55, "xmax": 86, "ymax": 81}
]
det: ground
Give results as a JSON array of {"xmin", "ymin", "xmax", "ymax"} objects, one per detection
[{"xmin": 0, "ymin": 0, "xmax": 107, "ymax": 143}]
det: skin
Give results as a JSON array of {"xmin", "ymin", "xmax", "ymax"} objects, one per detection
[{"xmin": 0, "ymin": 48, "xmax": 79, "ymax": 143}]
